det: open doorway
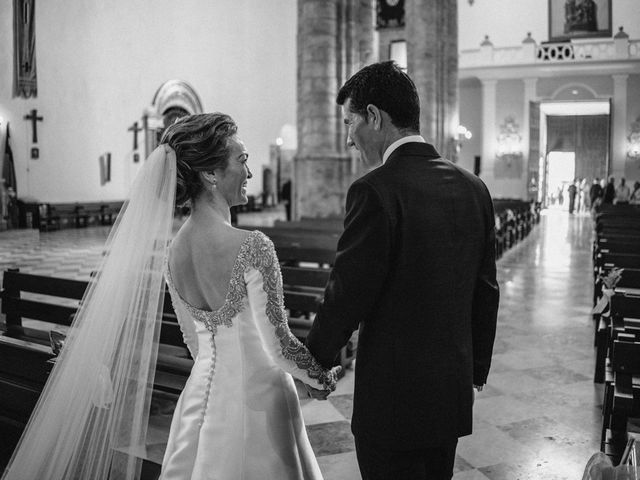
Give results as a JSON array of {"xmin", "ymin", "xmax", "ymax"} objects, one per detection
[
  {"xmin": 538, "ymin": 100, "xmax": 610, "ymax": 209},
  {"xmin": 545, "ymin": 151, "xmax": 575, "ymax": 210}
]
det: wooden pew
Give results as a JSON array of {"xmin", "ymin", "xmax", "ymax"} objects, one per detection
[
  {"xmin": 0, "ymin": 269, "xmax": 191, "ymax": 459},
  {"xmin": 250, "ymin": 226, "xmax": 340, "ymax": 266},
  {"xmin": 100, "ymin": 201, "xmax": 124, "ymax": 225},
  {"xmin": 274, "ymin": 218, "xmax": 344, "ymax": 232},
  {"xmin": 43, "ymin": 203, "xmax": 90, "ymax": 230},
  {"xmin": 35, "ymin": 201, "xmax": 124, "ymax": 231},
  {"xmin": 492, "ymin": 199, "xmax": 539, "ymax": 258},
  {"xmin": 592, "ymin": 204, "xmax": 640, "ymax": 387},
  {"xmin": 594, "ymin": 270, "xmax": 640, "ymax": 382},
  {"xmin": 600, "ymin": 293, "xmax": 640, "ymax": 464}
]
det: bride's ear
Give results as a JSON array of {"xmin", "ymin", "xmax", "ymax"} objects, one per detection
[{"xmin": 200, "ymin": 171, "xmax": 216, "ymax": 187}]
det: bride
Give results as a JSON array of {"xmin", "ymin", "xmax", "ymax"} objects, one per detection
[{"xmin": 2, "ymin": 113, "xmax": 339, "ymax": 480}]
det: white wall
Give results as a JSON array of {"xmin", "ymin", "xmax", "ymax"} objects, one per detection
[{"xmin": 0, "ymin": 0, "xmax": 296, "ymax": 201}]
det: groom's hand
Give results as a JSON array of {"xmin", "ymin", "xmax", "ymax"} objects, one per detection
[
  {"xmin": 303, "ymin": 366, "xmax": 342, "ymax": 400},
  {"xmin": 303, "ymin": 383, "xmax": 331, "ymax": 401}
]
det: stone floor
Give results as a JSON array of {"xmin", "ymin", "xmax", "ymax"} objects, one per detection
[{"xmin": 0, "ymin": 208, "xmax": 603, "ymax": 479}]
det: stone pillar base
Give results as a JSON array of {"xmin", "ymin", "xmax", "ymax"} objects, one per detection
[{"xmin": 293, "ymin": 154, "xmax": 353, "ymax": 219}]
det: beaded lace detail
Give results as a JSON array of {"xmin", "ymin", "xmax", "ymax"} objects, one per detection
[
  {"xmin": 164, "ymin": 230, "xmax": 336, "ymax": 391},
  {"xmin": 164, "ymin": 236, "xmax": 251, "ymax": 335}
]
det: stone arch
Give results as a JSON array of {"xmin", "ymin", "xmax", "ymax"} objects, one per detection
[
  {"xmin": 152, "ymin": 79, "xmax": 203, "ymax": 117},
  {"xmin": 144, "ymin": 80, "xmax": 204, "ymax": 155},
  {"xmin": 551, "ymin": 82, "xmax": 600, "ymax": 101}
]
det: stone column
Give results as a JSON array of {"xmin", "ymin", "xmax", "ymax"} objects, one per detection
[
  {"xmin": 405, "ymin": 0, "xmax": 458, "ymax": 158},
  {"xmin": 357, "ymin": 0, "xmax": 376, "ymax": 69},
  {"xmin": 297, "ymin": 0, "xmax": 338, "ymax": 159},
  {"xmin": 295, "ymin": 0, "xmax": 376, "ymax": 219},
  {"xmin": 480, "ymin": 79, "xmax": 497, "ymax": 194},
  {"xmin": 611, "ymin": 74, "xmax": 628, "ymax": 179},
  {"xmin": 335, "ymin": 0, "xmax": 355, "ymax": 156},
  {"xmin": 296, "ymin": 0, "xmax": 345, "ymax": 218}
]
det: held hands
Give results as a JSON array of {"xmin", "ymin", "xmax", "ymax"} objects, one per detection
[
  {"xmin": 472, "ymin": 384, "xmax": 484, "ymax": 406},
  {"xmin": 304, "ymin": 366, "xmax": 342, "ymax": 401}
]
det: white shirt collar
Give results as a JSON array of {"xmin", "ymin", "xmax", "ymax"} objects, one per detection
[{"xmin": 382, "ymin": 135, "xmax": 427, "ymax": 164}]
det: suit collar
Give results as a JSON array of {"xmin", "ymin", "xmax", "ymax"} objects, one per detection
[
  {"xmin": 384, "ymin": 142, "xmax": 441, "ymax": 166},
  {"xmin": 382, "ymin": 135, "xmax": 426, "ymax": 164}
]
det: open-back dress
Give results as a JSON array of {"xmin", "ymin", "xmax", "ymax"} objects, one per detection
[{"xmin": 160, "ymin": 230, "xmax": 335, "ymax": 480}]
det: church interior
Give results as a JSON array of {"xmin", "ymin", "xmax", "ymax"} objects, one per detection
[{"xmin": 1, "ymin": 0, "xmax": 640, "ymax": 478}]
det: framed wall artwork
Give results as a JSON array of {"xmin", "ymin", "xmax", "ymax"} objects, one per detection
[{"xmin": 548, "ymin": 0, "xmax": 612, "ymax": 42}]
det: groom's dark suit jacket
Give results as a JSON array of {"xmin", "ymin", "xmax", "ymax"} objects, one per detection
[{"xmin": 306, "ymin": 142, "xmax": 499, "ymax": 449}]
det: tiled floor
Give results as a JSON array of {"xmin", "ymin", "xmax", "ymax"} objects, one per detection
[{"xmin": 0, "ymin": 208, "xmax": 603, "ymax": 479}]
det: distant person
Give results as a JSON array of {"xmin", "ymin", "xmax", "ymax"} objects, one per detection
[
  {"xmin": 603, "ymin": 176, "xmax": 616, "ymax": 204},
  {"xmin": 557, "ymin": 186, "xmax": 564, "ymax": 206},
  {"xmin": 281, "ymin": 178, "xmax": 292, "ymax": 221},
  {"xmin": 589, "ymin": 178, "xmax": 603, "ymax": 209},
  {"xmin": 615, "ymin": 177, "xmax": 631, "ymax": 204},
  {"xmin": 630, "ymin": 181, "xmax": 640, "ymax": 205},
  {"xmin": 580, "ymin": 178, "xmax": 590, "ymax": 212},
  {"xmin": 567, "ymin": 181, "xmax": 578, "ymax": 214}
]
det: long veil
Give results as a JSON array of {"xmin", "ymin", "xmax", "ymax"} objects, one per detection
[{"xmin": 2, "ymin": 145, "xmax": 176, "ymax": 480}]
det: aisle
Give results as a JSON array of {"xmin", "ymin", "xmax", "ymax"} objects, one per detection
[{"xmin": 452, "ymin": 209, "xmax": 600, "ymax": 479}]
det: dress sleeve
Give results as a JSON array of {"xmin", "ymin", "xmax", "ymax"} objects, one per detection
[{"xmin": 243, "ymin": 232, "xmax": 337, "ymax": 391}]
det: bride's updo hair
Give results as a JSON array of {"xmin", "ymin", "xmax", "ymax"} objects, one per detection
[{"xmin": 160, "ymin": 113, "xmax": 238, "ymax": 207}]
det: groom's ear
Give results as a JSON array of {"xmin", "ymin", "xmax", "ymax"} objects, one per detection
[{"xmin": 366, "ymin": 104, "xmax": 382, "ymax": 131}]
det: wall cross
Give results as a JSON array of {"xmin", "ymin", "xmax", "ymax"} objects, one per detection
[
  {"xmin": 24, "ymin": 109, "xmax": 43, "ymax": 143},
  {"xmin": 128, "ymin": 121, "xmax": 143, "ymax": 150}
]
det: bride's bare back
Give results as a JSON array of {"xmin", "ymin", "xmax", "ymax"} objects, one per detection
[{"xmin": 168, "ymin": 217, "xmax": 252, "ymax": 312}]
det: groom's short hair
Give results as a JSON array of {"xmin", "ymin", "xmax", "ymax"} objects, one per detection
[{"xmin": 336, "ymin": 61, "xmax": 420, "ymax": 133}]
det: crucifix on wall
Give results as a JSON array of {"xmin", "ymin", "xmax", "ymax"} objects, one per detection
[
  {"xmin": 128, "ymin": 121, "xmax": 142, "ymax": 150},
  {"xmin": 128, "ymin": 121, "xmax": 143, "ymax": 162},
  {"xmin": 24, "ymin": 108, "xmax": 43, "ymax": 143}
]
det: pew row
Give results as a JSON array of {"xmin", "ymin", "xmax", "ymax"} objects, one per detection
[
  {"xmin": 36, "ymin": 201, "xmax": 125, "ymax": 231},
  {"xmin": 591, "ymin": 205, "xmax": 640, "ymax": 464}
]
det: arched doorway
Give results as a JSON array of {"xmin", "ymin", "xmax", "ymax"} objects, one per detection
[{"xmin": 143, "ymin": 80, "xmax": 204, "ymax": 156}]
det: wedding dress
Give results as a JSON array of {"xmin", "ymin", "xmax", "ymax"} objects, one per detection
[{"xmin": 161, "ymin": 230, "xmax": 335, "ymax": 480}]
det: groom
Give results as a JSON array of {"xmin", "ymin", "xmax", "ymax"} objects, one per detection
[{"xmin": 306, "ymin": 61, "xmax": 499, "ymax": 480}]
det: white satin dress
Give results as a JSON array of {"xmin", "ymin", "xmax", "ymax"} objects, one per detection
[{"xmin": 160, "ymin": 230, "xmax": 335, "ymax": 480}]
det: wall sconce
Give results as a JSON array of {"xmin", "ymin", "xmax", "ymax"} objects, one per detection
[
  {"xmin": 457, "ymin": 125, "xmax": 473, "ymax": 140},
  {"xmin": 497, "ymin": 116, "xmax": 522, "ymax": 157},
  {"xmin": 628, "ymin": 117, "xmax": 640, "ymax": 158},
  {"xmin": 454, "ymin": 125, "xmax": 473, "ymax": 155}
]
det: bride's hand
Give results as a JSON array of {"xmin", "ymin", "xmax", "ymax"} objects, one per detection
[{"xmin": 303, "ymin": 383, "xmax": 331, "ymax": 401}]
